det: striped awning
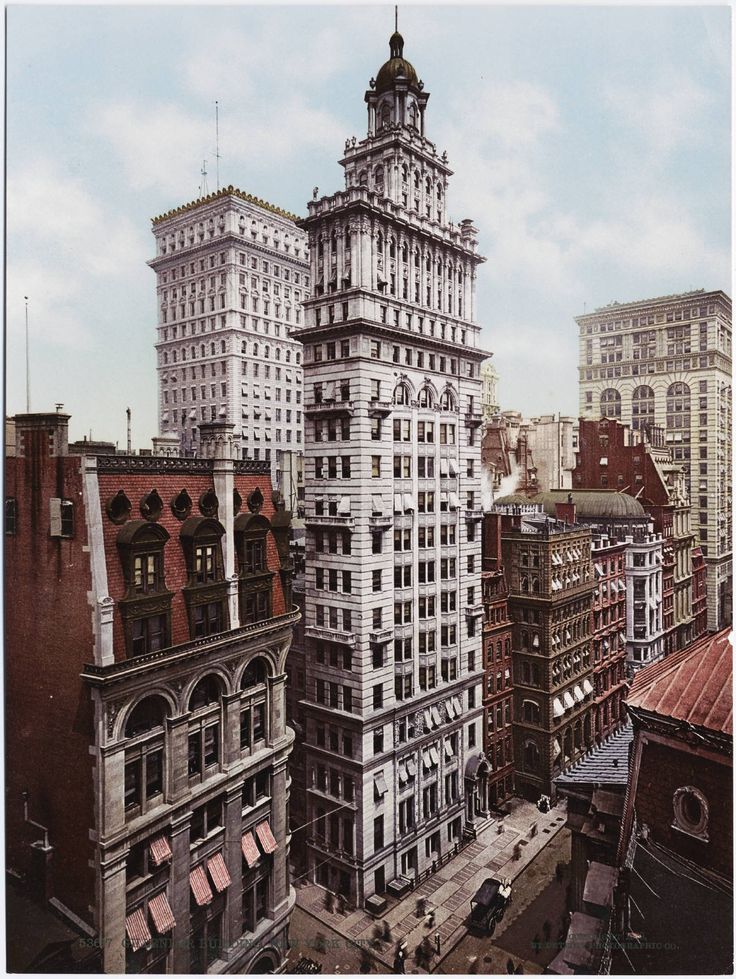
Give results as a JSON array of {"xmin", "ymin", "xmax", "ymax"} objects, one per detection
[
  {"xmin": 149, "ymin": 834, "xmax": 172, "ymax": 867},
  {"xmin": 126, "ymin": 908, "xmax": 151, "ymax": 952},
  {"xmin": 149, "ymin": 892, "xmax": 175, "ymax": 934},
  {"xmin": 241, "ymin": 831, "xmax": 260, "ymax": 868},
  {"xmin": 255, "ymin": 820, "xmax": 278, "ymax": 854},
  {"xmin": 207, "ymin": 852, "xmax": 231, "ymax": 893},
  {"xmin": 189, "ymin": 865, "xmax": 213, "ymax": 907}
]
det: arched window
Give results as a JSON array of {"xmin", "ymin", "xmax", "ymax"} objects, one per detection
[
  {"xmin": 417, "ymin": 386, "xmax": 434, "ymax": 409},
  {"xmin": 666, "ymin": 381, "xmax": 691, "ymax": 429},
  {"xmin": 187, "ymin": 675, "xmax": 223, "ymax": 779},
  {"xmin": 522, "ymin": 700, "xmax": 541, "ymax": 724},
  {"xmin": 374, "ymin": 165, "xmax": 385, "ymax": 189},
  {"xmin": 631, "ymin": 385, "xmax": 655, "ymax": 430},
  {"xmin": 358, "ymin": 170, "xmax": 368, "ymax": 186},
  {"xmin": 600, "ymin": 388, "xmax": 621, "ymax": 419},
  {"xmin": 393, "ymin": 382, "xmax": 411, "ymax": 406},
  {"xmin": 439, "ymin": 390, "xmax": 456, "ymax": 411},
  {"xmin": 523, "ymin": 740, "xmax": 540, "ymax": 773},
  {"xmin": 401, "ymin": 163, "xmax": 409, "ymax": 183},
  {"xmin": 235, "ymin": 512, "xmax": 273, "ymax": 624},
  {"xmin": 379, "ymin": 104, "xmax": 391, "ymax": 130},
  {"xmin": 377, "ymin": 233, "xmax": 384, "ymax": 255},
  {"xmin": 124, "ymin": 695, "xmax": 169, "ymax": 817},
  {"xmin": 240, "ymin": 658, "xmax": 269, "ymax": 752},
  {"xmin": 180, "ymin": 517, "xmax": 228, "ymax": 639},
  {"xmin": 389, "ymin": 237, "xmax": 396, "ymax": 259},
  {"xmin": 116, "ymin": 521, "xmax": 171, "ymax": 657}
]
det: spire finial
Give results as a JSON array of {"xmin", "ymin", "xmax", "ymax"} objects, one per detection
[{"xmin": 395, "ymin": 4, "xmax": 398, "ymax": 32}]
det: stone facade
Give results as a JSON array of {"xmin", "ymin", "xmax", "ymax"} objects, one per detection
[
  {"xmin": 624, "ymin": 531, "xmax": 664, "ymax": 671},
  {"xmin": 576, "ymin": 289, "xmax": 732, "ymax": 631},
  {"xmin": 590, "ymin": 536, "xmax": 627, "ymax": 741},
  {"xmin": 492, "ymin": 503, "xmax": 597, "ymax": 801},
  {"xmin": 149, "ymin": 188, "xmax": 310, "ymax": 495},
  {"xmin": 5, "ymin": 412, "xmax": 296, "ymax": 974},
  {"xmin": 294, "ymin": 29, "xmax": 489, "ymax": 905}
]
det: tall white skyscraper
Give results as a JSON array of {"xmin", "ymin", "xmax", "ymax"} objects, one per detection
[
  {"xmin": 150, "ymin": 187, "xmax": 310, "ymax": 492},
  {"xmin": 295, "ymin": 28, "xmax": 491, "ymax": 904}
]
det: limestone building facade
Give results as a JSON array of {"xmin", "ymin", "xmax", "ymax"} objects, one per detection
[
  {"xmin": 576, "ymin": 289, "xmax": 732, "ymax": 630},
  {"xmin": 149, "ymin": 187, "xmax": 310, "ymax": 495},
  {"xmin": 5, "ymin": 412, "xmax": 297, "ymax": 974},
  {"xmin": 294, "ymin": 29, "xmax": 489, "ymax": 905}
]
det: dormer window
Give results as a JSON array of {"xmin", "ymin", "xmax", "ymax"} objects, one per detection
[
  {"xmin": 235, "ymin": 513, "xmax": 274, "ymax": 625},
  {"xmin": 117, "ymin": 521, "xmax": 172, "ymax": 658},
  {"xmin": 180, "ymin": 518, "xmax": 229, "ymax": 640}
]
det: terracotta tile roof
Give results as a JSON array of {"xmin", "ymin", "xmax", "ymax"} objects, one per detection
[{"xmin": 627, "ymin": 628, "xmax": 732, "ymax": 736}]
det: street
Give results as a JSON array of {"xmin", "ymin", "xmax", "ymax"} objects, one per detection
[{"xmin": 437, "ymin": 828, "xmax": 572, "ymax": 975}]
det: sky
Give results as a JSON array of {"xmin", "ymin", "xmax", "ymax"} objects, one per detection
[{"xmin": 6, "ymin": 3, "xmax": 731, "ymax": 449}]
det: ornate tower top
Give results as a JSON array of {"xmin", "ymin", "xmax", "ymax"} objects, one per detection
[{"xmin": 366, "ymin": 27, "xmax": 429, "ymax": 137}]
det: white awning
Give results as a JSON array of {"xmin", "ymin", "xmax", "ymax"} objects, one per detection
[
  {"xmin": 338, "ymin": 496, "xmax": 351, "ymax": 515},
  {"xmin": 648, "ymin": 598, "xmax": 658, "ymax": 610},
  {"xmin": 431, "ymin": 707, "xmax": 442, "ymax": 727},
  {"xmin": 394, "ymin": 494, "xmax": 403, "ymax": 513},
  {"xmin": 565, "ymin": 630, "xmax": 572, "ymax": 642},
  {"xmin": 440, "ymin": 458, "xmax": 449, "ymax": 477},
  {"xmin": 406, "ymin": 758, "xmax": 417, "ymax": 777},
  {"xmin": 553, "ymin": 739, "xmax": 562, "ymax": 757},
  {"xmin": 619, "ymin": 632, "xmax": 627, "ymax": 644},
  {"xmin": 553, "ymin": 698, "xmax": 564, "ymax": 718},
  {"xmin": 403, "ymin": 494, "xmax": 416, "ymax": 512},
  {"xmin": 422, "ymin": 750, "xmax": 433, "ymax": 768},
  {"xmin": 532, "ymin": 634, "xmax": 540, "ymax": 649},
  {"xmin": 583, "ymin": 679, "xmax": 594, "ymax": 695},
  {"xmin": 446, "ymin": 699, "xmax": 456, "ymax": 719},
  {"xmin": 429, "ymin": 746, "xmax": 440, "ymax": 766},
  {"xmin": 190, "ymin": 409, "xmax": 198, "ymax": 420},
  {"xmin": 372, "ymin": 495, "xmax": 384, "ymax": 515},
  {"xmin": 453, "ymin": 696, "xmax": 462, "ymax": 714},
  {"xmin": 448, "ymin": 458, "xmax": 458, "ymax": 476},
  {"xmin": 374, "ymin": 772, "xmax": 388, "ymax": 796},
  {"xmin": 398, "ymin": 763, "xmax": 408, "ymax": 785},
  {"xmin": 563, "ymin": 691, "xmax": 575, "ymax": 710},
  {"xmin": 444, "ymin": 740, "xmax": 454, "ymax": 759},
  {"xmin": 440, "ymin": 491, "xmax": 449, "ymax": 504},
  {"xmin": 449, "ymin": 492, "xmax": 459, "ymax": 509},
  {"xmin": 161, "ymin": 411, "xmax": 169, "ymax": 422},
  {"xmin": 424, "ymin": 710, "xmax": 434, "ymax": 730},
  {"xmin": 573, "ymin": 685, "xmax": 584, "ymax": 703},
  {"xmin": 595, "ymin": 563, "xmax": 604, "ymax": 577}
]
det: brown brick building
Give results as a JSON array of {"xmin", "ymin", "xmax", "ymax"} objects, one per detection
[
  {"xmin": 481, "ymin": 513, "xmax": 514, "ymax": 807},
  {"xmin": 5, "ymin": 412, "xmax": 297, "ymax": 973},
  {"xmin": 490, "ymin": 501, "xmax": 596, "ymax": 801}
]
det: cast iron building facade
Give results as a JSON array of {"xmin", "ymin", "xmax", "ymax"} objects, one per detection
[
  {"xmin": 295, "ymin": 30, "xmax": 489, "ymax": 904},
  {"xmin": 5, "ymin": 412, "xmax": 297, "ymax": 974},
  {"xmin": 576, "ymin": 289, "xmax": 732, "ymax": 631},
  {"xmin": 149, "ymin": 187, "xmax": 310, "ymax": 495}
]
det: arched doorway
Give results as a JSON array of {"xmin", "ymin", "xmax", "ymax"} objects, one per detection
[
  {"xmin": 465, "ymin": 754, "xmax": 491, "ymax": 825},
  {"xmin": 250, "ymin": 950, "xmax": 279, "ymax": 974}
]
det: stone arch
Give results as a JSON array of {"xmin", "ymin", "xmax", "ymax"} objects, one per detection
[
  {"xmin": 238, "ymin": 654, "xmax": 275, "ymax": 690},
  {"xmin": 117, "ymin": 690, "xmax": 177, "ymax": 742},
  {"xmin": 600, "ymin": 388, "xmax": 621, "ymax": 419},
  {"xmin": 183, "ymin": 669, "xmax": 230, "ymax": 712}
]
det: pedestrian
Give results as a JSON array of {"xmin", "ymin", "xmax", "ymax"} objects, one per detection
[
  {"xmin": 393, "ymin": 946, "xmax": 405, "ymax": 975},
  {"xmin": 383, "ymin": 921, "xmax": 392, "ymax": 943},
  {"xmin": 467, "ymin": 955, "xmax": 479, "ymax": 974},
  {"xmin": 337, "ymin": 893, "xmax": 346, "ymax": 915},
  {"xmin": 435, "ymin": 932, "xmax": 441, "ymax": 955},
  {"xmin": 555, "ymin": 861, "xmax": 565, "ymax": 883},
  {"xmin": 506, "ymin": 958, "xmax": 515, "ymax": 974},
  {"xmin": 324, "ymin": 889, "xmax": 335, "ymax": 912}
]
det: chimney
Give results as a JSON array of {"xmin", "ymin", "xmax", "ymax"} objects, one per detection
[
  {"xmin": 198, "ymin": 421, "xmax": 240, "ymax": 461},
  {"xmin": 13, "ymin": 411, "xmax": 70, "ymax": 459},
  {"xmin": 555, "ymin": 494, "xmax": 576, "ymax": 526}
]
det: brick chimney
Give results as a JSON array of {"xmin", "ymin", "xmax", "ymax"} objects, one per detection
[
  {"xmin": 555, "ymin": 493, "xmax": 577, "ymax": 526},
  {"xmin": 13, "ymin": 410, "xmax": 70, "ymax": 459}
]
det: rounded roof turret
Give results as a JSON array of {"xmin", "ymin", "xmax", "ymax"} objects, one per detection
[{"xmin": 375, "ymin": 30, "xmax": 420, "ymax": 94}]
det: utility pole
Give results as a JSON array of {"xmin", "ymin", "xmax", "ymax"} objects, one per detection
[
  {"xmin": 24, "ymin": 297, "xmax": 30, "ymax": 412},
  {"xmin": 126, "ymin": 407, "xmax": 132, "ymax": 454}
]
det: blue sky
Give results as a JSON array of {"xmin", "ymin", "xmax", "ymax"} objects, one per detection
[{"xmin": 6, "ymin": 4, "xmax": 731, "ymax": 448}]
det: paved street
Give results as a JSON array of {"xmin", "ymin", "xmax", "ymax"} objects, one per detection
[
  {"xmin": 436, "ymin": 827, "xmax": 572, "ymax": 976},
  {"xmin": 292, "ymin": 798, "xmax": 569, "ymax": 974}
]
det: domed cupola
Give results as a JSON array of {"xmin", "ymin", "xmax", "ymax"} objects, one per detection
[
  {"xmin": 365, "ymin": 26, "xmax": 430, "ymax": 137},
  {"xmin": 375, "ymin": 31, "xmax": 420, "ymax": 95}
]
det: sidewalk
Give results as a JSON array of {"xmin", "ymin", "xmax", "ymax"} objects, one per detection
[{"xmin": 293, "ymin": 798, "xmax": 568, "ymax": 974}]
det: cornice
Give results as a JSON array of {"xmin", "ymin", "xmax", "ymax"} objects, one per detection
[{"xmin": 152, "ymin": 186, "xmax": 303, "ymax": 227}]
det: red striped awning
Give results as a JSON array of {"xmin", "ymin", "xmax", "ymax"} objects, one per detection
[
  {"xmin": 189, "ymin": 865, "xmax": 213, "ymax": 907},
  {"xmin": 207, "ymin": 851, "xmax": 231, "ymax": 893},
  {"xmin": 149, "ymin": 834, "xmax": 172, "ymax": 867},
  {"xmin": 148, "ymin": 891, "xmax": 176, "ymax": 934},
  {"xmin": 125, "ymin": 908, "xmax": 151, "ymax": 952},
  {"xmin": 241, "ymin": 831, "xmax": 260, "ymax": 867},
  {"xmin": 255, "ymin": 820, "xmax": 278, "ymax": 855}
]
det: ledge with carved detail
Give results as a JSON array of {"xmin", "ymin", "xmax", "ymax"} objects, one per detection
[
  {"xmin": 304, "ymin": 400, "xmax": 354, "ymax": 418},
  {"xmin": 369, "ymin": 514, "xmax": 393, "ymax": 530},
  {"xmin": 464, "ymin": 509, "xmax": 484, "ymax": 522},
  {"xmin": 370, "ymin": 627, "xmax": 394, "ymax": 645},
  {"xmin": 464, "ymin": 413, "xmax": 483, "ymax": 429},
  {"xmin": 465, "ymin": 604, "xmax": 484, "ymax": 618},
  {"xmin": 80, "ymin": 606, "xmax": 300, "ymax": 685},
  {"xmin": 305, "ymin": 515, "xmax": 355, "ymax": 530},
  {"xmin": 304, "ymin": 624, "xmax": 356, "ymax": 647},
  {"xmin": 368, "ymin": 399, "xmax": 393, "ymax": 418}
]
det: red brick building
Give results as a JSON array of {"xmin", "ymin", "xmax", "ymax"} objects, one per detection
[
  {"xmin": 574, "ymin": 418, "xmax": 700, "ymax": 652},
  {"xmin": 615, "ymin": 629, "xmax": 733, "ymax": 974},
  {"xmin": 5, "ymin": 412, "xmax": 297, "ymax": 974},
  {"xmin": 481, "ymin": 513, "xmax": 514, "ymax": 807}
]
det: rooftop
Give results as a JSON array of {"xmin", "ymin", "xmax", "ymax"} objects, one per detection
[
  {"xmin": 536, "ymin": 490, "xmax": 647, "ymax": 520},
  {"xmin": 151, "ymin": 185, "xmax": 302, "ymax": 226},
  {"xmin": 575, "ymin": 287, "xmax": 731, "ymax": 320},
  {"xmin": 627, "ymin": 628, "xmax": 733, "ymax": 737},
  {"xmin": 556, "ymin": 722, "xmax": 633, "ymax": 788}
]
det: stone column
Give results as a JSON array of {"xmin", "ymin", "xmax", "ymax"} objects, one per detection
[
  {"xmin": 100, "ymin": 850, "xmax": 127, "ymax": 974},
  {"xmin": 268, "ymin": 674, "xmax": 287, "ymax": 743},
  {"xmin": 168, "ymin": 715, "xmax": 191, "ymax": 803},
  {"xmin": 470, "ymin": 270, "xmax": 477, "ymax": 323},
  {"xmin": 360, "ymin": 221, "xmax": 372, "ymax": 291},
  {"xmin": 270, "ymin": 760, "xmax": 290, "ymax": 915},
  {"xmin": 170, "ymin": 811, "xmax": 192, "ymax": 974},
  {"xmin": 223, "ymin": 691, "xmax": 243, "ymax": 768},
  {"xmin": 100, "ymin": 742, "xmax": 126, "ymax": 839},
  {"xmin": 223, "ymin": 783, "xmax": 245, "ymax": 953}
]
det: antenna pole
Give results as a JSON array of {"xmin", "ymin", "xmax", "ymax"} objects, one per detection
[
  {"xmin": 395, "ymin": 5, "xmax": 398, "ymax": 32},
  {"xmin": 24, "ymin": 297, "xmax": 30, "ymax": 412},
  {"xmin": 215, "ymin": 101, "xmax": 220, "ymax": 192},
  {"xmin": 201, "ymin": 159, "xmax": 208, "ymax": 197},
  {"xmin": 126, "ymin": 407, "xmax": 132, "ymax": 454}
]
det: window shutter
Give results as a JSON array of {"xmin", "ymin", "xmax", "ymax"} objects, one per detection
[{"xmin": 49, "ymin": 497, "xmax": 62, "ymax": 537}]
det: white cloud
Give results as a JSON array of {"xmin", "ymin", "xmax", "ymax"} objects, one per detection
[
  {"xmin": 469, "ymin": 80, "xmax": 560, "ymax": 150},
  {"xmin": 603, "ymin": 71, "xmax": 711, "ymax": 154}
]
